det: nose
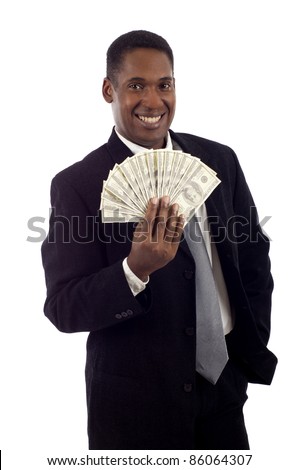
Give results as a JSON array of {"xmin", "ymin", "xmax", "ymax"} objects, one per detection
[{"xmin": 141, "ymin": 87, "xmax": 163, "ymax": 110}]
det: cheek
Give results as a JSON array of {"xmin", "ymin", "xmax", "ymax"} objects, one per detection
[
  {"xmin": 172, "ymin": 98, "xmax": 176, "ymax": 112},
  {"xmin": 167, "ymin": 97, "xmax": 176, "ymax": 119},
  {"xmin": 112, "ymin": 101, "xmax": 132, "ymax": 125},
  {"xmin": 120, "ymin": 100, "xmax": 137, "ymax": 120}
]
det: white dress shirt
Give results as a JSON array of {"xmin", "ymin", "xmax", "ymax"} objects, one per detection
[{"xmin": 116, "ymin": 129, "xmax": 233, "ymax": 334}]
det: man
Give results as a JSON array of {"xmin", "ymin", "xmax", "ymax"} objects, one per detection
[{"xmin": 42, "ymin": 30, "xmax": 277, "ymax": 450}]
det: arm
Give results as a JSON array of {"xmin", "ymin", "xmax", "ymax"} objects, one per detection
[
  {"xmin": 41, "ymin": 175, "xmax": 149, "ymax": 333},
  {"xmin": 41, "ymin": 175, "xmax": 183, "ymax": 333},
  {"xmin": 231, "ymin": 149, "xmax": 274, "ymax": 345}
]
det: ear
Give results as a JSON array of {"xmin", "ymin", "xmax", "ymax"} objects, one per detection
[{"xmin": 102, "ymin": 78, "xmax": 114, "ymax": 103}]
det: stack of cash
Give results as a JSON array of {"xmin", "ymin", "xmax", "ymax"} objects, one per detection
[{"xmin": 100, "ymin": 149, "xmax": 220, "ymax": 223}]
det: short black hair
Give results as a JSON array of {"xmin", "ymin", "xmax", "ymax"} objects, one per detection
[{"xmin": 106, "ymin": 30, "xmax": 174, "ymax": 86}]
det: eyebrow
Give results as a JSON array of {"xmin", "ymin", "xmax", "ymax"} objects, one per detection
[{"xmin": 127, "ymin": 76, "xmax": 174, "ymax": 82}]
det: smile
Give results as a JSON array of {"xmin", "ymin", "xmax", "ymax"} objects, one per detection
[{"xmin": 137, "ymin": 115, "xmax": 162, "ymax": 124}]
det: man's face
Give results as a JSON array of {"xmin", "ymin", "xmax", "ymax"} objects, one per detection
[{"xmin": 103, "ymin": 48, "xmax": 176, "ymax": 149}]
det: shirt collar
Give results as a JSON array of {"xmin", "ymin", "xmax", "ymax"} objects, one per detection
[{"xmin": 115, "ymin": 128, "xmax": 173, "ymax": 154}]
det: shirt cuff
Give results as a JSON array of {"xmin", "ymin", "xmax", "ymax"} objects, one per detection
[{"xmin": 122, "ymin": 258, "xmax": 149, "ymax": 297}]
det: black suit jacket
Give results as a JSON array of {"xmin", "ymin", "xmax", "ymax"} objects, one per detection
[{"xmin": 42, "ymin": 129, "xmax": 277, "ymax": 449}]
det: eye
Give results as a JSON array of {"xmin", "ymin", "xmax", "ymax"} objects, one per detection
[
  {"xmin": 128, "ymin": 83, "xmax": 143, "ymax": 90},
  {"xmin": 159, "ymin": 82, "xmax": 172, "ymax": 91}
]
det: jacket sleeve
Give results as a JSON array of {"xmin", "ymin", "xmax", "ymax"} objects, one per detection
[
  {"xmin": 41, "ymin": 173, "xmax": 149, "ymax": 333},
  {"xmin": 230, "ymin": 149, "xmax": 274, "ymax": 346}
]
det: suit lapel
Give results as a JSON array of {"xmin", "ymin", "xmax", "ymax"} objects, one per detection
[{"xmin": 106, "ymin": 128, "xmax": 134, "ymax": 165}]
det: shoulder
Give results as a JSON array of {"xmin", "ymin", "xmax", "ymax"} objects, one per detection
[
  {"xmin": 171, "ymin": 131, "xmax": 249, "ymax": 196},
  {"xmin": 51, "ymin": 128, "xmax": 129, "ymax": 190},
  {"xmin": 171, "ymin": 130, "xmax": 236, "ymax": 159},
  {"xmin": 53, "ymin": 142, "xmax": 110, "ymax": 187},
  {"xmin": 170, "ymin": 130, "xmax": 240, "ymax": 175},
  {"xmin": 49, "ymin": 142, "xmax": 113, "ymax": 214}
]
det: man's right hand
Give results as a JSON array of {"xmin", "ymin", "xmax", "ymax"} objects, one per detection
[{"xmin": 127, "ymin": 196, "xmax": 185, "ymax": 281}]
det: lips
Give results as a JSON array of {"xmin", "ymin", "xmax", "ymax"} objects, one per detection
[{"xmin": 137, "ymin": 114, "xmax": 163, "ymax": 124}]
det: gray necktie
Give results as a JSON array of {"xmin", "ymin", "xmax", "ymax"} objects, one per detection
[{"xmin": 184, "ymin": 215, "xmax": 228, "ymax": 384}]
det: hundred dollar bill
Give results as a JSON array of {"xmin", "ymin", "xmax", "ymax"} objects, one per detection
[
  {"xmin": 147, "ymin": 150, "xmax": 159, "ymax": 198},
  {"xmin": 118, "ymin": 157, "xmax": 148, "ymax": 211},
  {"xmin": 169, "ymin": 156, "xmax": 201, "ymax": 201},
  {"xmin": 144, "ymin": 150, "xmax": 156, "ymax": 197},
  {"xmin": 102, "ymin": 178, "xmax": 141, "ymax": 213},
  {"xmin": 169, "ymin": 152, "xmax": 197, "ymax": 198},
  {"xmin": 107, "ymin": 165, "xmax": 146, "ymax": 212},
  {"xmin": 161, "ymin": 150, "xmax": 174, "ymax": 196},
  {"xmin": 101, "ymin": 185, "xmax": 140, "ymax": 214},
  {"xmin": 127, "ymin": 156, "xmax": 149, "ymax": 207},
  {"xmin": 174, "ymin": 170, "xmax": 221, "ymax": 222},
  {"xmin": 131, "ymin": 153, "xmax": 151, "ymax": 203},
  {"xmin": 157, "ymin": 150, "xmax": 165, "ymax": 198},
  {"xmin": 101, "ymin": 201, "xmax": 142, "ymax": 223},
  {"xmin": 134, "ymin": 151, "xmax": 153, "ymax": 199}
]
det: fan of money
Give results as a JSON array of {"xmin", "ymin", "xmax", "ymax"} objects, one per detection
[{"xmin": 100, "ymin": 149, "xmax": 220, "ymax": 223}]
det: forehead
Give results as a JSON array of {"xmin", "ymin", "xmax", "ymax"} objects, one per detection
[{"xmin": 118, "ymin": 48, "xmax": 173, "ymax": 79}]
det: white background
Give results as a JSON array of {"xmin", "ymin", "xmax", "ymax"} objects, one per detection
[{"xmin": 0, "ymin": 0, "xmax": 298, "ymax": 468}]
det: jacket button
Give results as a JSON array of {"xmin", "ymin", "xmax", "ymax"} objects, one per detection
[
  {"xmin": 115, "ymin": 313, "xmax": 122, "ymax": 319},
  {"xmin": 183, "ymin": 270, "xmax": 194, "ymax": 280},
  {"xmin": 185, "ymin": 327, "xmax": 195, "ymax": 336},
  {"xmin": 126, "ymin": 309, "xmax": 133, "ymax": 316},
  {"xmin": 121, "ymin": 311, "xmax": 128, "ymax": 317},
  {"xmin": 183, "ymin": 383, "xmax": 193, "ymax": 393}
]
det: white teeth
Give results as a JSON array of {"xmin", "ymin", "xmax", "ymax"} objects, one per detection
[{"xmin": 138, "ymin": 115, "xmax": 161, "ymax": 123}]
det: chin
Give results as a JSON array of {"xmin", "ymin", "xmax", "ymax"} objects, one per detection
[{"xmin": 139, "ymin": 131, "xmax": 168, "ymax": 149}]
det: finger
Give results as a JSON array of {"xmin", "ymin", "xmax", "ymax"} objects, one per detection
[
  {"xmin": 134, "ymin": 197, "xmax": 159, "ymax": 238},
  {"xmin": 164, "ymin": 203, "xmax": 178, "ymax": 242},
  {"xmin": 173, "ymin": 214, "xmax": 185, "ymax": 243},
  {"xmin": 153, "ymin": 195, "xmax": 170, "ymax": 241},
  {"xmin": 165, "ymin": 212, "xmax": 185, "ymax": 243},
  {"xmin": 132, "ymin": 219, "xmax": 146, "ymax": 242},
  {"xmin": 165, "ymin": 203, "xmax": 179, "ymax": 236}
]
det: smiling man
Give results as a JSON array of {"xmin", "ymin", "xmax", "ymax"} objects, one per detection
[
  {"xmin": 103, "ymin": 46, "xmax": 176, "ymax": 149},
  {"xmin": 42, "ymin": 30, "xmax": 277, "ymax": 450}
]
